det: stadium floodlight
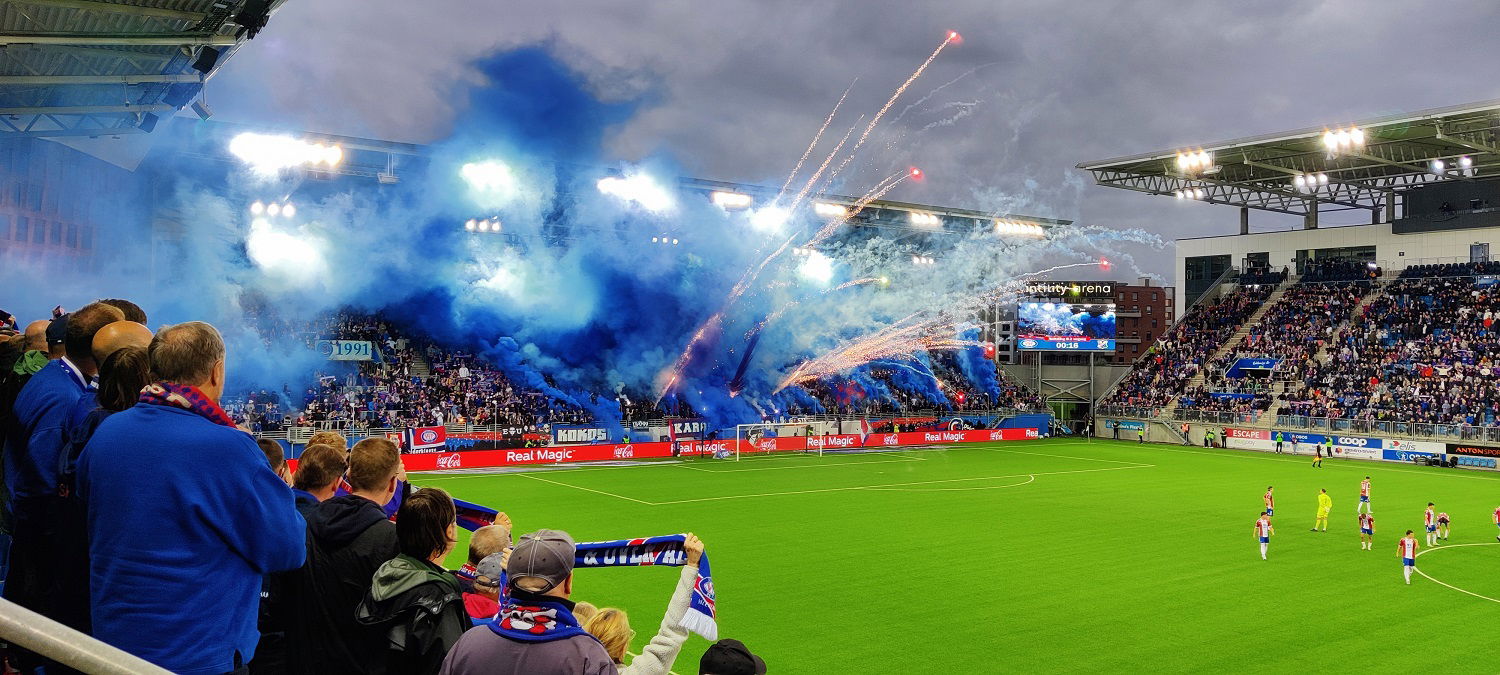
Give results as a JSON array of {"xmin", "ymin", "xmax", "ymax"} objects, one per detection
[
  {"xmin": 1322, "ymin": 126, "xmax": 1365, "ymax": 156},
  {"xmin": 461, "ymin": 161, "xmax": 516, "ymax": 196},
  {"xmin": 1459, "ymin": 156, "xmax": 1473, "ymax": 168},
  {"xmin": 1430, "ymin": 159, "xmax": 1446, "ymax": 173},
  {"xmin": 1193, "ymin": 188, "xmax": 1206, "ymax": 200},
  {"xmin": 711, "ymin": 191, "xmax": 753, "ymax": 210},
  {"xmin": 911, "ymin": 255, "xmax": 935, "ymax": 265},
  {"xmin": 249, "ymin": 201, "xmax": 265, "ymax": 215},
  {"xmin": 229, "ymin": 132, "xmax": 344, "ymax": 175},
  {"xmin": 266, "ymin": 203, "xmax": 281, "ymax": 217},
  {"xmin": 477, "ymin": 220, "xmax": 489, "ymax": 232},
  {"xmin": 909, "ymin": 212, "xmax": 940, "ymax": 226},
  {"xmin": 749, "ymin": 206, "xmax": 790, "ymax": 233},
  {"xmin": 672, "ymin": 238, "xmax": 679, "ymax": 245},
  {"xmin": 813, "ymin": 202, "xmax": 848, "ymax": 218},
  {"xmin": 597, "ymin": 173, "xmax": 674, "ymax": 212},
  {"xmin": 1293, "ymin": 175, "xmax": 1307, "ymax": 189},
  {"xmin": 651, "ymin": 236, "xmax": 659, "ymax": 243},
  {"xmin": 282, "ymin": 203, "xmax": 296, "ymax": 218},
  {"xmin": 466, "ymin": 220, "xmax": 477, "ymax": 231},
  {"xmin": 1175, "ymin": 150, "xmax": 1213, "ymax": 173},
  {"xmin": 1318, "ymin": 173, "xmax": 1329, "ymax": 185}
]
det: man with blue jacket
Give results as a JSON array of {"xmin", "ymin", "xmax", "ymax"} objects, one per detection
[
  {"xmin": 3, "ymin": 302, "xmax": 121, "ymax": 633},
  {"xmin": 79, "ymin": 321, "xmax": 306, "ymax": 674}
]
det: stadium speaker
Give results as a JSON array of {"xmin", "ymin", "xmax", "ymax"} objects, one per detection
[
  {"xmin": 137, "ymin": 113, "xmax": 158, "ymax": 133},
  {"xmin": 190, "ymin": 47, "xmax": 221, "ymax": 74},
  {"xmin": 162, "ymin": 82, "xmax": 198, "ymax": 108},
  {"xmin": 190, "ymin": 99, "xmax": 213, "ymax": 121}
]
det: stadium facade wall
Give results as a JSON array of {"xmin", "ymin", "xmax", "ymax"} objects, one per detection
[{"xmin": 1173, "ymin": 219, "xmax": 1500, "ymax": 308}]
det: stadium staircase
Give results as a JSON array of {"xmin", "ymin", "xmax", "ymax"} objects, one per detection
[
  {"xmin": 1157, "ymin": 279, "xmax": 1296, "ymax": 419},
  {"xmin": 410, "ymin": 352, "xmax": 432, "ymax": 380},
  {"xmin": 1242, "ymin": 279, "xmax": 1384, "ymax": 429}
]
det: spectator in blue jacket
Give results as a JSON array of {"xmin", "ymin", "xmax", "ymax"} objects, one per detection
[
  {"xmin": 79, "ymin": 321, "xmax": 306, "ymax": 674},
  {"xmin": 2, "ymin": 301, "xmax": 121, "ymax": 649}
]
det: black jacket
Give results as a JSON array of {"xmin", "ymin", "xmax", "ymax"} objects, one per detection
[
  {"xmin": 355, "ymin": 554, "xmax": 472, "ymax": 675},
  {"xmin": 251, "ymin": 491, "xmax": 321, "ymax": 674},
  {"xmin": 288, "ymin": 494, "xmax": 399, "ymax": 674}
]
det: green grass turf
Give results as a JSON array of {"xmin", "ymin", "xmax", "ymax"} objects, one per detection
[{"xmin": 419, "ymin": 439, "xmax": 1500, "ymax": 673}]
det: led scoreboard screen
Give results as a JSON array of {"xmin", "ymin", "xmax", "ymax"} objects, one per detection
[{"xmin": 1016, "ymin": 299, "xmax": 1117, "ymax": 352}]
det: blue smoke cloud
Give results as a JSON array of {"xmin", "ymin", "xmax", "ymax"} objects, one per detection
[{"xmin": 0, "ymin": 45, "xmax": 1162, "ymax": 433}]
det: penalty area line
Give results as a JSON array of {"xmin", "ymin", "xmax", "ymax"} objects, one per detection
[
  {"xmin": 650, "ymin": 463, "xmax": 1154, "ymax": 505},
  {"xmin": 1413, "ymin": 542, "xmax": 1500, "ymax": 603},
  {"xmin": 515, "ymin": 473, "xmax": 655, "ymax": 505},
  {"xmin": 861, "ymin": 474, "xmax": 1037, "ymax": 492}
]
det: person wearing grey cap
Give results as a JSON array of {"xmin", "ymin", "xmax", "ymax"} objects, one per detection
[{"xmin": 439, "ymin": 529, "xmax": 617, "ymax": 675}]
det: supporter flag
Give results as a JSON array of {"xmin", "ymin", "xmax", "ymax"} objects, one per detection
[
  {"xmin": 575, "ymin": 534, "xmax": 718, "ymax": 640},
  {"xmin": 405, "ymin": 425, "xmax": 447, "ymax": 452},
  {"xmin": 452, "ymin": 497, "xmax": 498, "ymax": 531}
]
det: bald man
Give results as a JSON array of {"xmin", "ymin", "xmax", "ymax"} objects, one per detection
[
  {"xmin": 22, "ymin": 320, "xmax": 50, "ymax": 356},
  {"xmin": 91, "ymin": 321, "xmax": 153, "ymax": 365}
]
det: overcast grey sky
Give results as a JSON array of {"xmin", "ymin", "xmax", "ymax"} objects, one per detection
[{"xmin": 207, "ymin": 0, "xmax": 1500, "ymax": 283}]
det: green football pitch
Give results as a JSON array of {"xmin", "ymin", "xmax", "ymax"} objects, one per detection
[{"xmin": 419, "ymin": 439, "xmax": 1500, "ymax": 673}]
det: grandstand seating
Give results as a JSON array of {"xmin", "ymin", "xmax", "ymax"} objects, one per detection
[
  {"xmin": 1108, "ymin": 258, "xmax": 1500, "ymax": 440},
  {"xmin": 228, "ymin": 312, "xmax": 1046, "ymax": 433},
  {"xmin": 1100, "ymin": 284, "xmax": 1275, "ymax": 413}
]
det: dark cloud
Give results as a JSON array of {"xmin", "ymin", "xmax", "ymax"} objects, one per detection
[{"xmin": 207, "ymin": 0, "xmax": 1500, "ymax": 282}]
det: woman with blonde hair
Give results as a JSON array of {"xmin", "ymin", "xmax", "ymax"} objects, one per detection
[{"xmin": 583, "ymin": 533, "xmax": 705, "ymax": 675}]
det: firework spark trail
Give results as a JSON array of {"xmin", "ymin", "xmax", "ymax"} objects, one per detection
[
  {"xmin": 772, "ymin": 260, "xmax": 1103, "ymax": 392},
  {"xmin": 891, "ymin": 61, "xmax": 998, "ymax": 124},
  {"xmin": 786, "ymin": 115, "xmax": 862, "ymax": 213},
  {"xmin": 805, "ymin": 170, "xmax": 910, "ymax": 247},
  {"xmin": 743, "ymin": 277, "xmax": 882, "ymax": 341},
  {"xmin": 658, "ymin": 32, "xmax": 959, "ymax": 401},
  {"xmin": 777, "ymin": 81, "xmax": 856, "ymax": 201},
  {"xmin": 820, "ymin": 33, "xmax": 957, "ymax": 188}
]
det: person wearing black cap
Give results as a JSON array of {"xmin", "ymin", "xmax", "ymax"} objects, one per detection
[
  {"xmin": 439, "ymin": 528, "xmax": 617, "ymax": 675},
  {"xmin": 700, "ymin": 639, "xmax": 767, "ymax": 675}
]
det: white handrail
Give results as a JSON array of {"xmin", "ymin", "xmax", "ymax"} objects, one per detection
[{"xmin": 0, "ymin": 599, "xmax": 171, "ymax": 674}]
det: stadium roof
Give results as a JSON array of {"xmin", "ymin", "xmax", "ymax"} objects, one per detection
[
  {"xmin": 0, "ymin": 0, "xmax": 285, "ymax": 139},
  {"xmin": 166, "ymin": 120, "xmax": 1072, "ymax": 241},
  {"xmin": 1077, "ymin": 99, "xmax": 1500, "ymax": 217}
]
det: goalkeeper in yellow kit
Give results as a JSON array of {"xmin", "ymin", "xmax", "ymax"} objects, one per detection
[{"xmin": 1312, "ymin": 488, "xmax": 1332, "ymax": 532}]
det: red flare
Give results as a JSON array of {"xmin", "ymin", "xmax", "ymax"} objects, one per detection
[
  {"xmin": 1099, "ymin": 257, "xmax": 1112, "ymax": 271},
  {"xmin": 946, "ymin": 30, "xmax": 963, "ymax": 45},
  {"xmin": 908, "ymin": 167, "xmax": 924, "ymax": 181}
]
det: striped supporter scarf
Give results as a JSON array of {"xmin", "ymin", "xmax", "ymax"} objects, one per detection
[
  {"xmin": 138, "ymin": 382, "xmax": 237, "ymax": 428},
  {"xmin": 575, "ymin": 534, "xmax": 718, "ymax": 640}
]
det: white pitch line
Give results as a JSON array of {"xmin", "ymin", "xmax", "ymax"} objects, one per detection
[
  {"xmin": 861, "ymin": 474, "xmax": 1037, "ymax": 492},
  {"xmin": 649, "ymin": 463, "xmax": 1154, "ymax": 505},
  {"xmin": 988, "ymin": 447, "xmax": 1151, "ymax": 465},
  {"xmin": 1413, "ymin": 542, "xmax": 1500, "ymax": 603},
  {"xmin": 515, "ymin": 473, "xmax": 653, "ymax": 505}
]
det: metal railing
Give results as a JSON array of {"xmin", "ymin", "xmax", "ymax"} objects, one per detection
[
  {"xmin": 1172, "ymin": 409, "xmax": 1262, "ymax": 425},
  {"xmin": 0, "ymin": 599, "xmax": 170, "ymax": 674},
  {"xmin": 1275, "ymin": 415, "xmax": 1500, "ymax": 443},
  {"xmin": 1095, "ymin": 404, "xmax": 1163, "ymax": 419}
]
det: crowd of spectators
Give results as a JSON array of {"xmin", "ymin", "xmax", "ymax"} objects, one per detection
[
  {"xmin": 1279, "ymin": 273, "xmax": 1500, "ymax": 426},
  {"xmin": 0, "ymin": 301, "xmax": 766, "ymax": 674},
  {"xmin": 218, "ymin": 311, "xmax": 1045, "ymax": 432},
  {"xmin": 1102, "ymin": 284, "xmax": 1275, "ymax": 411}
]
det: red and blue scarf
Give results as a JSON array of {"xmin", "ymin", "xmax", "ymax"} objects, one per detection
[
  {"xmin": 487, "ymin": 592, "xmax": 592, "ymax": 643},
  {"xmin": 138, "ymin": 381, "xmax": 237, "ymax": 428},
  {"xmin": 575, "ymin": 534, "xmax": 718, "ymax": 640}
]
